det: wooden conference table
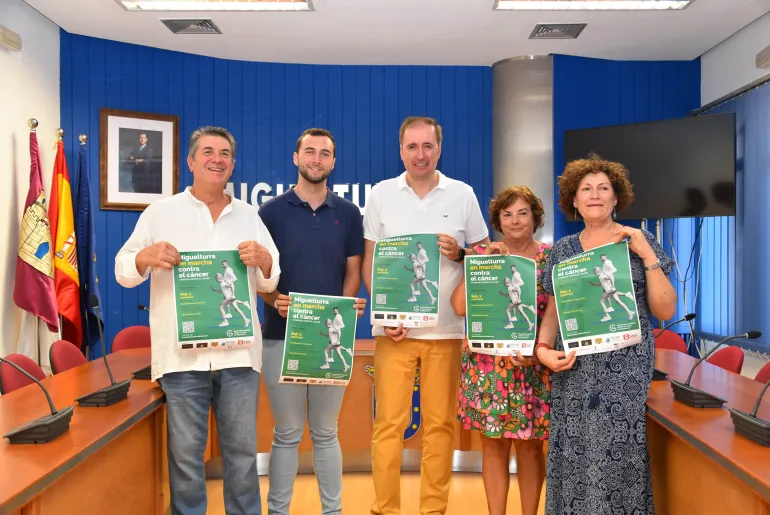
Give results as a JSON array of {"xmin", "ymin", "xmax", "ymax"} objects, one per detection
[
  {"xmin": 647, "ymin": 349, "xmax": 770, "ymax": 514},
  {"xmin": 0, "ymin": 349, "xmax": 168, "ymax": 515},
  {"xmin": 2, "ymin": 346, "xmax": 768, "ymax": 515}
]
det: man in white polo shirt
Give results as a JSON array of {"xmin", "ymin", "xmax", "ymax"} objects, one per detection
[
  {"xmin": 115, "ymin": 126, "xmax": 280, "ymax": 515},
  {"xmin": 363, "ymin": 116, "xmax": 490, "ymax": 515}
]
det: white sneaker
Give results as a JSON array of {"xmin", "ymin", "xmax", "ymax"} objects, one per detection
[
  {"xmin": 408, "ymin": 296, "xmax": 417, "ymax": 303},
  {"xmin": 320, "ymin": 363, "xmax": 330, "ymax": 370},
  {"xmin": 225, "ymin": 313, "xmax": 233, "ymax": 319},
  {"xmin": 328, "ymin": 357, "xmax": 335, "ymax": 363},
  {"xmin": 628, "ymin": 312, "xmax": 635, "ymax": 321},
  {"xmin": 219, "ymin": 320, "xmax": 230, "ymax": 327},
  {"xmin": 601, "ymin": 314, "xmax": 611, "ymax": 322},
  {"xmin": 241, "ymin": 300, "xmax": 252, "ymax": 310},
  {"xmin": 430, "ymin": 297, "xmax": 436, "ymax": 305},
  {"xmin": 528, "ymin": 323, "xmax": 534, "ymax": 331},
  {"xmin": 606, "ymin": 307, "xmax": 615, "ymax": 313},
  {"xmin": 244, "ymin": 319, "xmax": 251, "ymax": 328},
  {"xmin": 625, "ymin": 292, "xmax": 634, "ymax": 300},
  {"xmin": 504, "ymin": 322, "xmax": 514, "ymax": 329},
  {"xmin": 343, "ymin": 365, "xmax": 350, "ymax": 373}
]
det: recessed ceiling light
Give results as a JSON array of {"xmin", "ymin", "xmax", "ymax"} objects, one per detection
[
  {"xmin": 494, "ymin": 0, "xmax": 692, "ymax": 10},
  {"xmin": 117, "ymin": 0, "xmax": 313, "ymax": 12}
]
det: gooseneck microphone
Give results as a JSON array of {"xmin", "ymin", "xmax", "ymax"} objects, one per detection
[
  {"xmin": 75, "ymin": 294, "xmax": 132, "ymax": 407},
  {"xmin": 652, "ymin": 313, "xmax": 696, "ymax": 381},
  {"xmin": 138, "ymin": 304, "xmax": 150, "ymax": 313},
  {"xmin": 729, "ymin": 379, "xmax": 770, "ymax": 447},
  {"xmin": 684, "ymin": 331, "xmax": 761, "ymax": 386},
  {"xmin": 0, "ymin": 357, "xmax": 74, "ymax": 444},
  {"xmin": 670, "ymin": 331, "xmax": 761, "ymax": 408},
  {"xmin": 658, "ymin": 313, "xmax": 696, "ymax": 334}
]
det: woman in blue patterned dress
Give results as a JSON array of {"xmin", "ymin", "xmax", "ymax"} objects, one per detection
[{"xmin": 536, "ymin": 155, "xmax": 676, "ymax": 514}]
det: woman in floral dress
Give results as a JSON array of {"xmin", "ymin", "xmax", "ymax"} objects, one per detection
[{"xmin": 451, "ymin": 185, "xmax": 551, "ymax": 515}]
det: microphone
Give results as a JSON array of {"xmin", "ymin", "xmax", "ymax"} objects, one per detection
[
  {"xmin": 659, "ymin": 313, "xmax": 696, "ymax": 334},
  {"xmin": 729, "ymin": 380, "xmax": 770, "ymax": 447},
  {"xmin": 670, "ymin": 331, "xmax": 761, "ymax": 408},
  {"xmin": 652, "ymin": 313, "xmax": 696, "ymax": 381},
  {"xmin": 132, "ymin": 304, "xmax": 152, "ymax": 380},
  {"xmin": 0, "ymin": 357, "xmax": 74, "ymax": 444},
  {"xmin": 75, "ymin": 294, "xmax": 132, "ymax": 407}
]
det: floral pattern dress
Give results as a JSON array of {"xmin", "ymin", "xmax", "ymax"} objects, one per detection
[{"xmin": 458, "ymin": 242, "xmax": 552, "ymax": 439}]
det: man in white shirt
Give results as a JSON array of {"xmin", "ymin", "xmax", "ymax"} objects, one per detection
[
  {"xmin": 362, "ymin": 116, "xmax": 490, "ymax": 515},
  {"xmin": 115, "ymin": 126, "xmax": 280, "ymax": 515}
]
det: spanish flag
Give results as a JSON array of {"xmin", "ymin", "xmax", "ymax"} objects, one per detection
[{"xmin": 49, "ymin": 140, "xmax": 82, "ymax": 347}]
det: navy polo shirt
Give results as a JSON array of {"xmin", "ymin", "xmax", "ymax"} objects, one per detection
[{"xmin": 258, "ymin": 187, "xmax": 364, "ymax": 340}]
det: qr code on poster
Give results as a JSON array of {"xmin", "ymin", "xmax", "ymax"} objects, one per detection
[
  {"xmin": 182, "ymin": 321, "xmax": 195, "ymax": 334},
  {"xmin": 287, "ymin": 359, "xmax": 299, "ymax": 371},
  {"xmin": 565, "ymin": 318, "xmax": 578, "ymax": 331},
  {"xmin": 375, "ymin": 294, "xmax": 387, "ymax": 305},
  {"xmin": 471, "ymin": 321, "xmax": 483, "ymax": 333}
]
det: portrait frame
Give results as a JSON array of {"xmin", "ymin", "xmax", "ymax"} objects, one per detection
[{"xmin": 99, "ymin": 108, "xmax": 180, "ymax": 211}]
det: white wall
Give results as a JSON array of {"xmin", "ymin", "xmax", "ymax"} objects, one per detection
[
  {"xmin": 701, "ymin": 11, "xmax": 770, "ymax": 106},
  {"xmin": 0, "ymin": 0, "xmax": 60, "ymax": 363}
]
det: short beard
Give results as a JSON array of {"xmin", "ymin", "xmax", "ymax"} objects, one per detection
[{"xmin": 299, "ymin": 164, "xmax": 331, "ymax": 185}]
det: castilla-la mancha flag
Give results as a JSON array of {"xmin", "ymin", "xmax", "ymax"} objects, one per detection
[
  {"xmin": 13, "ymin": 133, "xmax": 59, "ymax": 332},
  {"xmin": 48, "ymin": 139, "xmax": 82, "ymax": 346}
]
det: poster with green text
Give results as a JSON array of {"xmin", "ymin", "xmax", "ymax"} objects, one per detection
[
  {"xmin": 173, "ymin": 250, "xmax": 255, "ymax": 351},
  {"xmin": 552, "ymin": 241, "xmax": 640, "ymax": 356},
  {"xmin": 465, "ymin": 255, "xmax": 538, "ymax": 356},
  {"xmin": 371, "ymin": 234, "xmax": 441, "ymax": 328},
  {"xmin": 280, "ymin": 293, "xmax": 358, "ymax": 386}
]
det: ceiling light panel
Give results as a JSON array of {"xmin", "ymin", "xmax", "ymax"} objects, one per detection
[
  {"xmin": 117, "ymin": 0, "xmax": 313, "ymax": 12},
  {"xmin": 494, "ymin": 0, "xmax": 692, "ymax": 10}
]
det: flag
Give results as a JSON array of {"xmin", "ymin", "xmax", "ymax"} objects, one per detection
[
  {"xmin": 13, "ymin": 133, "xmax": 59, "ymax": 332},
  {"xmin": 49, "ymin": 139, "xmax": 82, "ymax": 346},
  {"xmin": 74, "ymin": 141, "xmax": 103, "ymax": 352}
]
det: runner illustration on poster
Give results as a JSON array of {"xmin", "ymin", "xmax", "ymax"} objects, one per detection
[
  {"xmin": 371, "ymin": 234, "xmax": 440, "ymax": 328},
  {"xmin": 465, "ymin": 255, "xmax": 537, "ymax": 356},
  {"xmin": 173, "ymin": 250, "xmax": 255, "ymax": 350},
  {"xmin": 280, "ymin": 293, "xmax": 358, "ymax": 386},
  {"xmin": 552, "ymin": 241, "xmax": 641, "ymax": 356}
]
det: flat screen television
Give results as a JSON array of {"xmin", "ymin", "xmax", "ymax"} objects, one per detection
[{"xmin": 563, "ymin": 113, "xmax": 736, "ymax": 220}]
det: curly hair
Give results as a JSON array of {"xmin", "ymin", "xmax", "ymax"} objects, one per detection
[
  {"xmin": 557, "ymin": 154, "xmax": 635, "ymax": 217},
  {"xmin": 489, "ymin": 185, "xmax": 545, "ymax": 234}
]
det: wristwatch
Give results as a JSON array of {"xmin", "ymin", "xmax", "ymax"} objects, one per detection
[
  {"xmin": 644, "ymin": 260, "xmax": 662, "ymax": 272},
  {"xmin": 453, "ymin": 247, "xmax": 466, "ymax": 263}
]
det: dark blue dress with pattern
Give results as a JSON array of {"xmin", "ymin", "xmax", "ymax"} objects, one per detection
[{"xmin": 541, "ymin": 231, "xmax": 673, "ymax": 515}]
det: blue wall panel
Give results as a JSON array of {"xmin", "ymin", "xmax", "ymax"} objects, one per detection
[
  {"xmin": 551, "ymin": 54, "xmax": 701, "ymax": 328},
  {"xmin": 552, "ymin": 54, "xmax": 701, "ymax": 240},
  {"xmin": 60, "ymin": 31, "xmax": 493, "ymax": 348}
]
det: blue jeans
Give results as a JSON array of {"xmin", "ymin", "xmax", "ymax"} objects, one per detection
[
  {"xmin": 160, "ymin": 367, "xmax": 261, "ymax": 515},
  {"xmin": 262, "ymin": 339, "xmax": 346, "ymax": 515}
]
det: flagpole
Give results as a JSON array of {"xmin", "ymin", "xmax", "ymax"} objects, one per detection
[
  {"xmin": 29, "ymin": 120, "xmax": 42, "ymax": 364},
  {"xmin": 80, "ymin": 133, "xmax": 88, "ymax": 360}
]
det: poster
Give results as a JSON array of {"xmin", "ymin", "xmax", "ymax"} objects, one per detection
[
  {"xmin": 552, "ymin": 241, "xmax": 641, "ymax": 356},
  {"xmin": 173, "ymin": 250, "xmax": 254, "ymax": 350},
  {"xmin": 280, "ymin": 293, "xmax": 358, "ymax": 386},
  {"xmin": 465, "ymin": 255, "xmax": 538, "ymax": 356},
  {"xmin": 370, "ymin": 234, "xmax": 440, "ymax": 328}
]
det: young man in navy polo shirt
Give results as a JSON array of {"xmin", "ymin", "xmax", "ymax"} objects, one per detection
[{"xmin": 257, "ymin": 128, "xmax": 366, "ymax": 515}]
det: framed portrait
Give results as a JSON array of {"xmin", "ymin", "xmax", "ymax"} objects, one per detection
[{"xmin": 99, "ymin": 108, "xmax": 180, "ymax": 211}]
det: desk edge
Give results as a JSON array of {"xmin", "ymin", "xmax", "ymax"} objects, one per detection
[
  {"xmin": 647, "ymin": 405, "xmax": 770, "ymax": 502},
  {"xmin": 2, "ymin": 395, "xmax": 166, "ymax": 515}
]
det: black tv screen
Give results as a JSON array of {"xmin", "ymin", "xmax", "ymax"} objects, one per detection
[{"xmin": 563, "ymin": 113, "xmax": 736, "ymax": 220}]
